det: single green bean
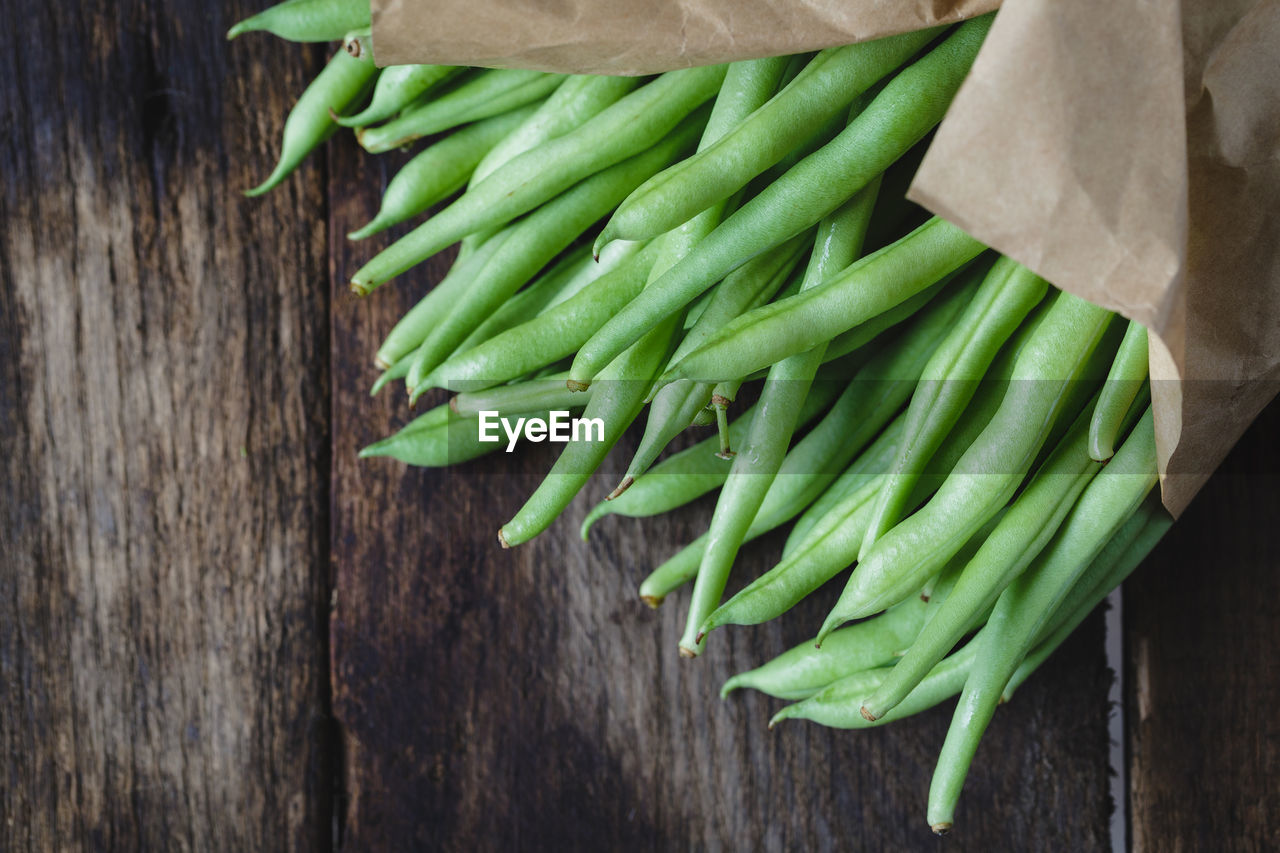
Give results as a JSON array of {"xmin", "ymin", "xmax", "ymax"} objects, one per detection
[
  {"xmin": 358, "ymin": 403, "xmax": 504, "ymax": 467},
  {"xmin": 335, "ymin": 65, "xmax": 461, "ymax": 128},
  {"xmin": 860, "ymin": 257, "xmax": 1047, "ymax": 558},
  {"xmin": 370, "ymin": 350, "xmax": 412, "ymax": 396},
  {"xmin": 227, "ymin": 0, "xmax": 370, "ymax": 42},
  {"xmin": 596, "ymin": 27, "xmax": 944, "ymax": 246},
  {"xmin": 341, "ymin": 27, "xmax": 372, "ymax": 61},
  {"xmin": 452, "ymin": 373, "xmax": 592, "ymax": 417},
  {"xmin": 817, "ymin": 291, "xmax": 1115, "ymax": 642},
  {"xmin": 926, "ymin": 409, "xmax": 1158, "ymax": 834},
  {"xmin": 348, "ymin": 104, "xmax": 539, "ymax": 240},
  {"xmin": 351, "ymin": 66, "xmax": 727, "ymax": 293},
  {"xmin": 247, "ymin": 48, "xmax": 375, "ymax": 197},
  {"xmin": 1089, "ymin": 319, "xmax": 1150, "ymax": 461},
  {"xmin": 356, "ymin": 69, "xmax": 562, "ymax": 153}
]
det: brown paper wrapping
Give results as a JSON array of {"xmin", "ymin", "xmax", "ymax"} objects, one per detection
[{"xmin": 373, "ymin": 0, "xmax": 1280, "ymax": 517}]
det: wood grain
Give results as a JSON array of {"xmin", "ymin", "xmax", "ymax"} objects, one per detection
[
  {"xmin": 1125, "ymin": 399, "xmax": 1280, "ymax": 853},
  {"xmin": 0, "ymin": 2, "xmax": 333, "ymax": 849},
  {"xmin": 326, "ymin": 144, "xmax": 1115, "ymax": 850}
]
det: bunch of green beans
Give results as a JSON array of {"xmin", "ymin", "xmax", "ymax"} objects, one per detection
[{"xmin": 233, "ymin": 0, "xmax": 1170, "ymax": 833}]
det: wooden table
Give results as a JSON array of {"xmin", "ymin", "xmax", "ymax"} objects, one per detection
[{"xmin": 3, "ymin": 1, "xmax": 1277, "ymax": 849}]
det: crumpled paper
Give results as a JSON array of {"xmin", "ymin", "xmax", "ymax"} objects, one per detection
[{"xmin": 372, "ymin": 0, "xmax": 1280, "ymax": 516}]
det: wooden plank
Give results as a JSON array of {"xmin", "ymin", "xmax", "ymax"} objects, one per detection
[
  {"xmin": 327, "ymin": 148, "xmax": 1115, "ymax": 848},
  {"xmin": 1125, "ymin": 398, "xmax": 1280, "ymax": 852},
  {"xmin": 0, "ymin": 2, "xmax": 333, "ymax": 849}
]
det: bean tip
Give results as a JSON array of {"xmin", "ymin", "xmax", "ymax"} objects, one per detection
[
  {"xmin": 859, "ymin": 705, "xmax": 879, "ymax": 723},
  {"xmin": 639, "ymin": 594, "xmax": 664, "ymax": 609},
  {"xmin": 677, "ymin": 645, "xmax": 697, "ymax": 659},
  {"xmin": 930, "ymin": 823, "xmax": 953, "ymax": 837},
  {"xmin": 605, "ymin": 477, "xmax": 633, "ymax": 501},
  {"xmin": 566, "ymin": 378, "xmax": 590, "ymax": 392},
  {"xmin": 496, "ymin": 528, "xmax": 511, "ymax": 550}
]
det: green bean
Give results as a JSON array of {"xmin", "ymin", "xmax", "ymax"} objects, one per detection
[
  {"xmin": 926, "ymin": 409, "xmax": 1158, "ymax": 834},
  {"xmin": 335, "ymin": 65, "xmax": 461, "ymax": 129},
  {"xmin": 859, "ymin": 402, "xmax": 1107, "ymax": 722},
  {"xmin": 348, "ymin": 105, "xmax": 539, "ymax": 240},
  {"xmin": 470, "ymin": 75, "xmax": 643, "ymax": 184},
  {"xmin": 246, "ymin": 48, "xmax": 375, "ymax": 197},
  {"xmin": 341, "ymin": 27, "xmax": 372, "ymax": 61},
  {"xmin": 678, "ymin": 182, "xmax": 882, "ymax": 656},
  {"xmin": 703, "ymin": 478, "xmax": 881, "ymax": 636},
  {"xmin": 582, "ymin": 380, "xmax": 842, "ymax": 547},
  {"xmin": 351, "ymin": 66, "xmax": 727, "ymax": 294},
  {"xmin": 596, "ymin": 27, "xmax": 945, "ymax": 245},
  {"xmin": 370, "ymin": 351, "xmax": 412, "ymax": 396},
  {"xmin": 642, "ymin": 286, "xmax": 969, "ymax": 610},
  {"xmin": 615, "ymin": 234, "xmax": 810, "ymax": 490},
  {"xmin": 1002, "ymin": 495, "xmax": 1171, "ymax": 702},
  {"xmin": 356, "ymin": 70, "xmax": 562, "ymax": 154},
  {"xmin": 769, "ymin": 638, "xmax": 979, "ymax": 730},
  {"xmin": 374, "ymin": 228, "xmax": 515, "ymax": 369},
  {"xmin": 809, "ymin": 297, "xmax": 1048, "ymax": 554},
  {"xmin": 678, "ymin": 352, "xmax": 813, "ymax": 655},
  {"xmin": 721, "ymin": 596, "xmax": 931, "ymax": 701},
  {"xmin": 1089, "ymin": 319, "xmax": 1150, "ymax": 461},
  {"xmin": 422, "ymin": 241, "xmax": 658, "ymax": 394},
  {"xmin": 402, "ymin": 108, "xmax": 710, "ymax": 399},
  {"xmin": 442, "ymin": 246, "xmax": 596, "ymax": 360},
  {"xmin": 587, "ymin": 59, "xmax": 797, "ymax": 493},
  {"xmin": 227, "ymin": 0, "xmax": 370, "ymax": 42},
  {"xmin": 782, "ymin": 414, "xmax": 907, "ymax": 557},
  {"xmin": 452, "ymin": 373, "xmax": 592, "ymax": 418},
  {"xmin": 579, "ymin": 19, "xmax": 992, "ymax": 374},
  {"xmin": 817, "ymin": 271, "xmax": 953, "ymax": 365},
  {"xmin": 358, "ymin": 403, "xmax": 503, "ymax": 467},
  {"xmin": 497, "ymin": 311, "xmax": 683, "ymax": 548},
  {"xmin": 608, "ymin": 57, "xmax": 797, "ymax": 480},
  {"xmin": 659, "ymin": 217, "xmax": 986, "ymax": 386},
  {"xmin": 816, "ymin": 291, "xmax": 1115, "ymax": 642},
  {"xmin": 704, "ymin": 340, "xmax": 1000, "ymax": 640},
  {"xmin": 766, "ymin": 504, "xmax": 1152, "ymax": 730},
  {"xmin": 860, "ymin": 257, "xmax": 1048, "ymax": 558}
]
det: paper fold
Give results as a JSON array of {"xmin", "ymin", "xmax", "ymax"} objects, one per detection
[{"xmin": 373, "ymin": 0, "xmax": 1280, "ymax": 516}]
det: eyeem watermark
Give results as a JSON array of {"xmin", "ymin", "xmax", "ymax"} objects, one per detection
[{"xmin": 478, "ymin": 410, "xmax": 605, "ymax": 452}]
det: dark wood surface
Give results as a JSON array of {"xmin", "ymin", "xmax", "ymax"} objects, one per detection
[
  {"xmin": 2, "ymin": 2, "xmax": 1276, "ymax": 850},
  {"xmin": 1123, "ymin": 401, "xmax": 1280, "ymax": 853},
  {"xmin": 0, "ymin": 0, "xmax": 333, "ymax": 849}
]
